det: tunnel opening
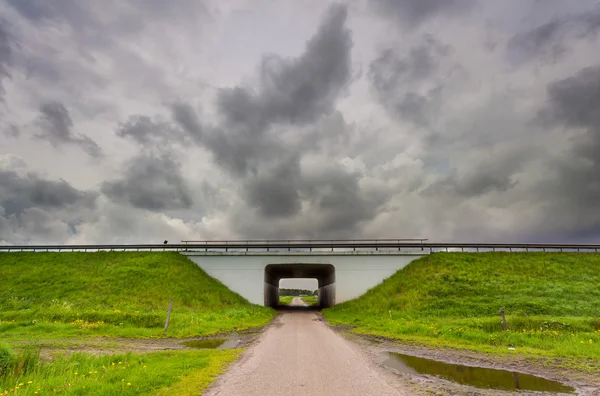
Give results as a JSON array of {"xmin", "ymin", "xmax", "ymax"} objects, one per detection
[{"xmin": 264, "ymin": 264, "xmax": 335, "ymax": 309}]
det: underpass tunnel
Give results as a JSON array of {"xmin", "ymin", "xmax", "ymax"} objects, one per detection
[{"xmin": 264, "ymin": 264, "xmax": 335, "ymax": 308}]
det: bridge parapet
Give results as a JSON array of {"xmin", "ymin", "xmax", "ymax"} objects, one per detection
[{"xmin": 1, "ymin": 240, "xmax": 600, "ymax": 253}]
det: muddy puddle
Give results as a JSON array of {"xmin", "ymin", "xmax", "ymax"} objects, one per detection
[
  {"xmin": 383, "ymin": 352, "xmax": 575, "ymax": 394},
  {"xmin": 180, "ymin": 338, "xmax": 240, "ymax": 350}
]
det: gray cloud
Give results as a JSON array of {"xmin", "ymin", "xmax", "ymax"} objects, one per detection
[
  {"xmin": 520, "ymin": 65, "xmax": 600, "ymax": 238},
  {"xmin": 182, "ymin": 3, "xmax": 352, "ymax": 175},
  {"xmin": 299, "ymin": 166, "xmax": 389, "ymax": 235},
  {"xmin": 171, "ymin": 102, "xmax": 203, "ymax": 142},
  {"xmin": 506, "ymin": 8, "xmax": 600, "ymax": 65},
  {"xmin": 423, "ymin": 149, "xmax": 529, "ymax": 198},
  {"xmin": 220, "ymin": 3, "xmax": 351, "ymax": 127},
  {"xmin": 232, "ymin": 164, "xmax": 391, "ymax": 239},
  {"xmin": 0, "ymin": 20, "xmax": 13, "ymax": 100},
  {"xmin": 101, "ymin": 153, "xmax": 193, "ymax": 211},
  {"xmin": 542, "ymin": 65, "xmax": 600, "ymax": 131},
  {"xmin": 243, "ymin": 158, "xmax": 302, "ymax": 218},
  {"xmin": 369, "ymin": 36, "xmax": 451, "ymax": 127},
  {"xmin": 5, "ymin": 0, "xmax": 600, "ymax": 245},
  {"xmin": 117, "ymin": 115, "xmax": 186, "ymax": 147},
  {"xmin": 0, "ymin": 169, "xmax": 96, "ymax": 216},
  {"xmin": 542, "ymin": 65, "xmax": 600, "ymax": 197},
  {"xmin": 370, "ymin": 0, "xmax": 475, "ymax": 28},
  {"xmin": 36, "ymin": 102, "xmax": 102, "ymax": 157}
]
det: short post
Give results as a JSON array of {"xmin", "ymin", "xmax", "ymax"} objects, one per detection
[
  {"xmin": 499, "ymin": 307, "xmax": 507, "ymax": 331},
  {"xmin": 164, "ymin": 298, "xmax": 173, "ymax": 332}
]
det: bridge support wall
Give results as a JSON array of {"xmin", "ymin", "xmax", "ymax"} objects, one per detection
[{"xmin": 184, "ymin": 253, "xmax": 425, "ymax": 306}]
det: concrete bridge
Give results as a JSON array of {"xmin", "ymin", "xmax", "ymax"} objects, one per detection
[
  {"xmin": 184, "ymin": 251, "xmax": 426, "ymax": 307},
  {"xmin": 4, "ymin": 239, "xmax": 600, "ymax": 307}
]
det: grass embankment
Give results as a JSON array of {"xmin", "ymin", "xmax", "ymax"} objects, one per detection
[
  {"xmin": 324, "ymin": 253, "xmax": 600, "ymax": 370},
  {"xmin": 0, "ymin": 252, "xmax": 275, "ymax": 394},
  {"xmin": 0, "ymin": 252, "xmax": 274, "ymax": 340},
  {"xmin": 300, "ymin": 296, "xmax": 318, "ymax": 306},
  {"xmin": 0, "ymin": 343, "xmax": 239, "ymax": 395}
]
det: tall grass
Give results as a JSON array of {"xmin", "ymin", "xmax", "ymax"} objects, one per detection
[
  {"xmin": 0, "ymin": 347, "xmax": 239, "ymax": 395},
  {"xmin": 324, "ymin": 253, "xmax": 600, "ymax": 364},
  {"xmin": 0, "ymin": 252, "xmax": 274, "ymax": 340}
]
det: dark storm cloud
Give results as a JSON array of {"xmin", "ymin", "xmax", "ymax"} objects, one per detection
[
  {"xmin": 219, "ymin": 3, "xmax": 351, "ymax": 127},
  {"xmin": 171, "ymin": 102, "xmax": 203, "ymax": 142},
  {"xmin": 178, "ymin": 3, "xmax": 352, "ymax": 175},
  {"xmin": 532, "ymin": 65, "xmax": 600, "ymax": 233},
  {"xmin": 506, "ymin": 8, "xmax": 600, "ymax": 65},
  {"xmin": 233, "ymin": 164, "xmax": 390, "ymax": 238},
  {"xmin": 243, "ymin": 158, "xmax": 302, "ymax": 218},
  {"xmin": 0, "ymin": 169, "xmax": 97, "ymax": 216},
  {"xmin": 394, "ymin": 88, "xmax": 442, "ymax": 128},
  {"xmin": 370, "ymin": 0, "xmax": 475, "ymax": 28},
  {"xmin": 369, "ymin": 36, "xmax": 450, "ymax": 127},
  {"xmin": 423, "ymin": 151, "xmax": 527, "ymax": 198},
  {"xmin": 542, "ymin": 65, "xmax": 600, "ymax": 131},
  {"xmin": 101, "ymin": 153, "xmax": 193, "ymax": 211},
  {"xmin": 300, "ymin": 166, "xmax": 387, "ymax": 234},
  {"xmin": 117, "ymin": 115, "xmax": 186, "ymax": 147},
  {"xmin": 36, "ymin": 102, "xmax": 102, "ymax": 157},
  {"xmin": 0, "ymin": 20, "xmax": 13, "ymax": 100}
]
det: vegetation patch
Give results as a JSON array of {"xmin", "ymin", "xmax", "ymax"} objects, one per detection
[
  {"xmin": 0, "ymin": 343, "xmax": 239, "ymax": 395},
  {"xmin": 278, "ymin": 296, "xmax": 295, "ymax": 305},
  {"xmin": 0, "ymin": 252, "xmax": 275, "ymax": 341},
  {"xmin": 324, "ymin": 253, "xmax": 600, "ymax": 369},
  {"xmin": 300, "ymin": 296, "xmax": 318, "ymax": 306}
]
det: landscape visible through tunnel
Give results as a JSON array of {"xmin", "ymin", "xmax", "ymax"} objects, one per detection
[{"xmin": 264, "ymin": 264, "xmax": 335, "ymax": 308}]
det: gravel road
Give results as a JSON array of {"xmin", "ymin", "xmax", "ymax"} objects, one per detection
[{"xmin": 204, "ymin": 297, "xmax": 405, "ymax": 396}]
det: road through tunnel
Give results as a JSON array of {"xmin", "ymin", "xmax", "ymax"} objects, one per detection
[{"xmin": 264, "ymin": 264, "xmax": 335, "ymax": 308}]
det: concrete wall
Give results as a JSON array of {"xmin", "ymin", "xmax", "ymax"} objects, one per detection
[{"xmin": 185, "ymin": 252, "xmax": 425, "ymax": 306}]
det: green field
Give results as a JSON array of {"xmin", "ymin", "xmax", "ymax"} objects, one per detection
[
  {"xmin": 0, "ymin": 252, "xmax": 276, "ymax": 395},
  {"xmin": 278, "ymin": 296, "xmax": 295, "ymax": 305},
  {"xmin": 300, "ymin": 296, "xmax": 318, "ymax": 306},
  {"xmin": 324, "ymin": 253, "xmax": 600, "ymax": 370}
]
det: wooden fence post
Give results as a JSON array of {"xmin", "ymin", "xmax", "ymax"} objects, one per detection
[
  {"xmin": 164, "ymin": 298, "xmax": 173, "ymax": 332},
  {"xmin": 499, "ymin": 307, "xmax": 507, "ymax": 331}
]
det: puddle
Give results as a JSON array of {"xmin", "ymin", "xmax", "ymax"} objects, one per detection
[
  {"xmin": 383, "ymin": 353, "xmax": 575, "ymax": 394},
  {"xmin": 181, "ymin": 339, "xmax": 226, "ymax": 349}
]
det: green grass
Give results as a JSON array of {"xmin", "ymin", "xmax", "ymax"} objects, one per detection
[
  {"xmin": 324, "ymin": 253, "xmax": 600, "ymax": 368},
  {"xmin": 0, "ymin": 252, "xmax": 275, "ymax": 340},
  {"xmin": 300, "ymin": 296, "xmax": 318, "ymax": 306},
  {"xmin": 0, "ymin": 344, "xmax": 240, "ymax": 395},
  {"xmin": 278, "ymin": 296, "xmax": 294, "ymax": 305}
]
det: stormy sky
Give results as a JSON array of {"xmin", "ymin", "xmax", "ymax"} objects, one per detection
[{"xmin": 1, "ymin": 0, "xmax": 600, "ymax": 245}]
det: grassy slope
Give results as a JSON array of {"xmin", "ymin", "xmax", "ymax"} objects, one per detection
[
  {"xmin": 0, "ymin": 252, "xmax": 274, "ymax": 340},
  {"xmin": 324, "ymin": 253, "xmax": 600, "ymax": 367}
]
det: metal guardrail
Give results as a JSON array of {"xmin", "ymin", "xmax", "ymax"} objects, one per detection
[{"xmin": 0, "ymin": 240, "xmax": 599, "ymax": 253}]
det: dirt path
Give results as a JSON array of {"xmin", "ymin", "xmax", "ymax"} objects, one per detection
[
  {"xmin": 290, "ymin": 296, "xmax": 307, "ymax": 307},
  {"xmin": 203, "ymin": 308, "xmax": 406, "ymax": 396}
]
